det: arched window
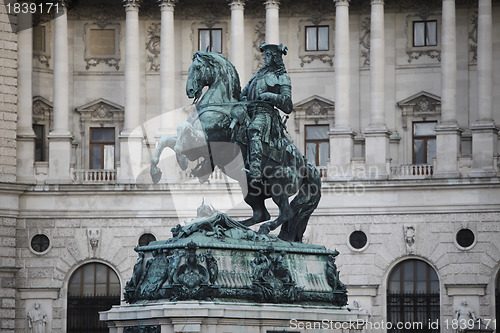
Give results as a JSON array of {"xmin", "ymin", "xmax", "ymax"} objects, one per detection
[
  {"xmin": 67, "ymin": 263, "xmax": 121, "ymax": 333},
  {"xmin": 387, "ymin": 259, "xmax": 440, "ymax": 332}
]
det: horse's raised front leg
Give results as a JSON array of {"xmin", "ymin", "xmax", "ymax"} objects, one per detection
[
  {"xmin": 240, "ymin": 192, "xmax": 270, "ymax": 227},
  {"xmin": 258, "ymin": 192, "xmax": 293, "ymax": 237},
  {"xmin": 150, "ymin": 135, "xmax": 182, "ymax": 183}
]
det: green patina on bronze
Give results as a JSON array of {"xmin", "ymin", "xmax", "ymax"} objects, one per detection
[{"xmin": 129, "ymin": 44, "xmax": 347, "ymax": 306}]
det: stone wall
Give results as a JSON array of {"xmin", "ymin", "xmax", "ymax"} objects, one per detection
[
  {"xmin": 0, "ymin": 0, "xmax": 17, "ymax": 183},
  {"xmin": 0, "ymin": 1, "xmax": 17, "ymax": 332}
]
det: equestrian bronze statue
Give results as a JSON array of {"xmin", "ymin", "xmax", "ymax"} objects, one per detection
[{"xmin": 150, "ymin": 43, "xmax": 321, "ymax": 243}]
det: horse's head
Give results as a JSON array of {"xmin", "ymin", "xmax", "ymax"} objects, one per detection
[{"xmin": 186, "ymin": 52, "xmax": 214, "ymax": 102}]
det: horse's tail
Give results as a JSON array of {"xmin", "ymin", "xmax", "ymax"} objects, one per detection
[{"xmin": 278, "ymin": 161, "xmax": 321, "ymax": 242}]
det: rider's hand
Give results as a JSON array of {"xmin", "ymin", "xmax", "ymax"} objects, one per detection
[{"xmin": 258, "ymin": 92, "xmax": 275, "ymax": 102}]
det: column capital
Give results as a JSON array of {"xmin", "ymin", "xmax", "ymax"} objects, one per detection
[
  {"xmin": 370, "ymin": 0, "xmax": 384, "ymax": 4},
  {"xmin": 123, "ymin": 0, "xmax": 141, "ymax": 10},
  {"xmin": 264, "ymin": 0, "xmax": 280, "ymax": 10},
  {"xmin": 229, "ymin": 0, "xmax": 246, "ymax": 10},
  {"xmin": 158, "ymin": 0, "xmax": 175, "ymax": 9},
  {"xmin": 334, "ymin": 0, "xmax": 350, "ymax": 6}
]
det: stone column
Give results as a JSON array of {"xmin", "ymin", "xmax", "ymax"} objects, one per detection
[
  {"xmin": 229, "ymin": 0, "xmax": 246, "ymax": 83},
  {"xmin": 48, "ymin": 0, "xmax": 72, "ymax": 183},
  {"xmin": 16, "ymin": 5, "xmax": 35, "ymax": 183},
  {"xmin": 158, "ymin": 0, "xmax": 176, "ymax": 135},
  {"xmin": 264, "ymin": 0, "xmax": 280, "ymax": 44},
  {"xmin": 364, "ymin": 0, "xmax": 390, "ymax": 179},
  {"xmin": 119, "ymin": 0, "xmax": 143, "ymax": 183},
  {"xmin": 329, "ymin": 0, "xmax": 355, "ymax": 180},
  {"xmin": 434, "ymin": 0, "xmax": 461, "ymax": 178},
  {"xmin": 469, "ymin": 0, "xmax": 498, "ymax": 177}
]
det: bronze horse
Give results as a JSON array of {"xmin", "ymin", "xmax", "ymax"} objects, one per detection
[{"xmin": 150, "ymin": 51, "xmax": 321, "ymax": 242}]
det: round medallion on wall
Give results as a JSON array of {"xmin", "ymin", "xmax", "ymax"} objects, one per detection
[
  {"xmin": 455, "ymin": 228, "xmax": 476, "ymax": 250},
  {"xmin": 29, "ymin": 234, "xmax": 51, "ymax": 255},
  {"xmin": 348, "ymin": 230, "xmax": 368, "ymax": 251}
]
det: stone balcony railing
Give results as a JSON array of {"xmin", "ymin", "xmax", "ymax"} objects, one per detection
[
  {"xmin": 390, "ymin": 164, "xmax": 433, "ymax": 179},
  {"xmin": 73, "ymin": 169, "xmax": 117, "ymax": 183}
]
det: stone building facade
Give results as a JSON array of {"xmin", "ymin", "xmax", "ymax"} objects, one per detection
[{"xmin": 0, "ymin": 0, "xmax": 499, "ymax": 332}]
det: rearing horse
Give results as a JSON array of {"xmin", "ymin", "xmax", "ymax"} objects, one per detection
[{"xmin": 150, "ymin": 51, "xmax": 321, "ymax": 242}]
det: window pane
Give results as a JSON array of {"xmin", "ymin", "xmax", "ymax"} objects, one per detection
[
  {"xmin": 69, "ymin": 271, "xmax": 81, "ymax": 296},
  {"xmin": 306, "ymin": 125, "xmax": 329, "ymax": 140},
  {"xmin": 91, "ymin": 145, "xmax": 103, "ymax": 169},
  {"xmin": 427, "ymin": 139, "xmax": 436, "ymax": 163},
  {"xmin": 319, "ymin": 142, "xmax": 329, "ymax": 167},
  {"xmin": 91, "ymin": 128, "xmax": 114, "ymax": 142},
  {"xmin": 211, "ymin": 29, "xmax": 222, "ymax": 53},
  {"xmin": 199, "ymin": 29, "xmax": 210, "ymax": 51},
  {"xmin": 33, "ymin": 124, "xmax": 45, "ymax": 162},
  {"xmin": 414, "ymin": 139, "xmax": 425, "ymax": 164},
  {"xmin": 306, "ymin": 143, "xmax": 317, "ymax": 164},
  {"xmin": 104, "ymin": 145, "xmax": 114, "ymax": 169},
  {"xmin": 83, "ymin": 264, "xmax": 96, "ymax": 296},
  {"xmin": 414, "ymin": 122, "xmax": 436, "ymax": 136},
  {"xmin": 318, "ymin": 26, "xmax": 329, "ymax": 51},
  {"xmin": 109, "ymin": 270, "xmax": 120, "ymax": 296},
  {"xmin": 306, "ymin": 27, "xmax": 317, "ymax": 51},
  {"xmin": 426, "ymin": 21, "xmax": 437, "ymax": 46},
  {"xmin": 414, "ymin": 22, "xmax": 425, "ymax": 47}
]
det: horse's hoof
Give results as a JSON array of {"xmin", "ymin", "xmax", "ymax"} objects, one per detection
[{"xmin": 258, "ymin": 224, "xmax": 270, "ymax": 235}]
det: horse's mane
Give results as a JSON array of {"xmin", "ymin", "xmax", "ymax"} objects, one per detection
[{"xmin": 193, "ymin": 51, "xmax": 242, "ymax": 102}]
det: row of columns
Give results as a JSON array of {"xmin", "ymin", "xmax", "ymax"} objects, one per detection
[
  {"xmin": 330, "ymin": 0, "xmax": 497, "ymax": 180},
  {"xmin": 15, "ymin": 0, "xmax": 498, "ymax": 183}
]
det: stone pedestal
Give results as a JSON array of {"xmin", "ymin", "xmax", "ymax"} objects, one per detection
[{"xmin": 100, "ymin": 301, "xmax": 368, "ymax": 333}]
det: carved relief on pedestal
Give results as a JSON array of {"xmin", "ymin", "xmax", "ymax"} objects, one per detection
[{"xmin": 146, "ymin": 23, "xmax": 161, "ymax": 72}]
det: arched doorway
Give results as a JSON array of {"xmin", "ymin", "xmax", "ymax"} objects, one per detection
[
  {"xmin": 67, "ymin": 262, "xmax": 121, "ymax": 332},
  {"xmin": 387, "ymin": 259, "xmax": 440, "ymax": 332}
]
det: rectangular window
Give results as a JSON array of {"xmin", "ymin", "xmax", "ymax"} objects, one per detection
[
  {"xmin": 89, "ymin": 29, "xmax": 116, "ymax": 56},
  {"xmin": 305, "ymin": 125, "xmax": 329, "ymax": 167},
  {"xmin": 412, "ymin": 122, "xmax": 436, "ymax": 164},
  {"xmin": 33, "ymin": 25, "xmax": 46, "ymax": 52},
  {"xmin": 33, "ymin": 124, "xmax": 45, "ymax": 162},
  {"xmin": 413, "ymin": 20, "xmax": 437, "ymax": 47},
  {"xmin": 199, "ymin": 28, "xmax": 222, "ymax": 53},
  {"xmin": 90, "ymin": 128, "xmax": 115, "ymax": 169},
  {"xmin": 305, "ymin": 26, "xmax": 329, "ymax": 51}
]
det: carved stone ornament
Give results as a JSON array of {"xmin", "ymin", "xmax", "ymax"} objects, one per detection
[
  {"xmin": 146, "ymin": 23, "xmax": 161, "ymax": 72},
  {"xmin": 253, "ymin": 21, "xmax": 266, "ymax": 71},
  {"xmin": 293, "ymin": 95, "xmax": 335, "ymax": 132},
  {"xmin": 124, "ymin": 326, "xmax": 160, "ymax": 333},
  {"xmin": 397, "ymin": 91, "xmax": 441, "ymax": 129},
  {"xmin": 87, "ymin": 228, "xmax": 100, "ymax": 257},
  {"xmin": 83, "ymin": 22, "xmax": 121, "ymax": 70},
  {"xmin": 468, "ymin": 11, "xmax": 477, "ymax": 63},
  {"xmin": 27, "ymin": 302, "xmax": 47, "ymax": 333},
  {"xmin": 75, "ymin": 98, "xmax": 124, "ymax": 122},
  {"xmin": 405, "ymin": 12, "xmax": 441, "ymax": 63},
  {"xmin": 32, "ymin": 97, "xmax": 53, "ymax": 122},
  {"xmin": 404, "ymin": 225, "xmax": 415, "ymax": 254},
  {"xmin": 360, "ymin": 17, "xmax": 370, "ymax": 66}
]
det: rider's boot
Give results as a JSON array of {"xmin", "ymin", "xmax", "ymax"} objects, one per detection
[{"xmin": 246, "ymin": 138, "xmax": 263, "ymax": 186}]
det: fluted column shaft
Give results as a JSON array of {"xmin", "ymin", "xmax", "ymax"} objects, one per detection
[
  {"xmin": 265, "ymin": 0, "xmax": 280, "ymax": 44},
  {"xmin": 159, "ymin": 0, "xmax": 176, "ymax": 134},
  {"xmin": 469, "ymin": 0, "xmax": 498, "ymax": 177},
  {"xmin": 52, "ymin": 1, "xmax": 69, "ymax": 135},
  {"xmin": 230, "ymin": 0, "xmax": 246, "ymax": 83},
  {"xmin": 16, "ymin": 5, "xmax": 35, "ymax": 182},
  {"xmin": 48, "ymin": 0, "xmax": 72, "ymax": 182},
  {"xmin": 124, "ymin": 0, "xmax": 141, "ymax": 133},
  {"xmin": 369, "ymin": 0, "xmax": 385, "ymax": 128},
  {"xmin": 440, "ymin": 0, "xmax": 457, "ymax": 125},
  {"xmin": 334, "ymin": 0, "xmax": 350, "ymax": 130}
]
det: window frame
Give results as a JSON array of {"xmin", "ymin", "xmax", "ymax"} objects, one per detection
[
  {"xmin": 198, "ymin": 28, "xmax": 223, "ymax": 53},
  {"xmin": 89, "ymin": 127, "xmax": 115, "ymax": 170},
  {"xmin": 412, "ymin": 20, "xmax": 438, "ymax": 47},
  {"xmin": 305, "ymin": 124, "xmax": 330, "ymax": 167},
  {"xmin": 405, "ymin": 14, "xmax": 441, "ymax": 63},
  {"xmin": 305, "ymin": 25, "xmax": 330, "ymax": 52},
  {"xmin": 33, "ymin": 124, "xmax": 46, "ymax": 162},
  {"xmin": 412, "ymin": 121, "xmax": 436, "ymax": 165}
]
